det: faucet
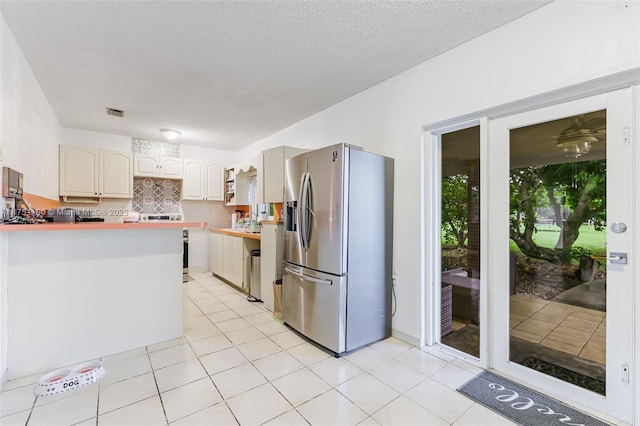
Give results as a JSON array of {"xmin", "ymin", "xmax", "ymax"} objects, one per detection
[{"xmin": 244, "ymin": 212, "xmax": 261, "ymax": 233}]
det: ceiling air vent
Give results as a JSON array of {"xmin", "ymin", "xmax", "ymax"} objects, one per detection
[{"xmin": 106, "ymin": 107, "xmax": 124, "ymax": 118}]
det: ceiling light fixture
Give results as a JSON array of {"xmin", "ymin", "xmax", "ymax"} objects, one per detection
[
  {"xmin": 160, "ymin": 128, "xmax": 181, "ymax": 140},
  {"xmin": 553, "ymin": 117, "xmax": 600, "ymax": 158}
]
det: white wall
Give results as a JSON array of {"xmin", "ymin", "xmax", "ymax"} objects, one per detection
[
  {"xmin": 182, "ymin": 201, "xmax": 233, "ymax": 273},
  {"xmin": 181, "ymin": 144, "xmax": 234, "ymax": 165},
  {"xmin": 62, "ymin": 128, "xmax": 132, "ymax": 152},
  {"xmin": 233, "ymin": 1, "xmax": 640, "ymax": 343},
  {"xmin": 0, "ymin": 15, "xmax": 62, "ymax": 200},
  {"xmin": 0, "ymin": 13, "xmax": 67, "ymax": 385}
]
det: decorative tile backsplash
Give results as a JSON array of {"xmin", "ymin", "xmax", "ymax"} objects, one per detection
[
  {"xmin": 131, "ymin": 139, "xmax": 182, "ymax": 213},
  {"xmin": 132, "ymin": 178, "xmax": 182, "ymax": 214},
  {"xmin": 132, "ymin": 138, "xmax": 180, "ymax": 157}
]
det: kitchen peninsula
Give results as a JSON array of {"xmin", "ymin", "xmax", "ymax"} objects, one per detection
[{"xmin": 1, "ymin": 221, "xmax": 204, "ymax": 379}]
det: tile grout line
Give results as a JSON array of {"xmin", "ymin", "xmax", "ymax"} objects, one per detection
[
  {"xmin": 146, "ymin": 337, "xmax": 170, "ymax": 425},
  {"xmin": 189, "ymin": 277, "xmax": 372, "ymax": 425},
  {"xmin": 575, "ymin": 315, "xmax": 606, "ymax": 359},
  {"xmin": 94, "ymin": 381, "xmax": 100, "ymax": 426},
  {"xmin": 197, "ymin": 297, "xmax": 409, "ymax": 425},
  {"xmin": 189, "ymin": 282, "xmax": 302, "ymax": 425},
  {"xmin": 22, "ymin": 394, "xmax": 37, "ymax": 425},
  {"xmin": 181, "ymin": 286, "xmax": 245, "ymax": 425}
]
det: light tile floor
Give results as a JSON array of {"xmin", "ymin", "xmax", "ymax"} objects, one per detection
[
  {"xmin": 0, "ymin": 272, "xmax": 516, "ymax": 426},
  {"xmin": 509, "ymin": 294, "xmax": 606, "ymax": 363}
]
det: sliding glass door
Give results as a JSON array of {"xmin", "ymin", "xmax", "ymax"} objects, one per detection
[
  {"xmin": 438, "ymin": 125, "xmax": 482, "ymax": 359},
  {"xmin": 490, "ymin": 89, "xmax": 634, "ymax": 423}
]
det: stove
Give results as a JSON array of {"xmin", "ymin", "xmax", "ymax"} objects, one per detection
[{"xmin": 139, "ymin": 213, "xmax": 183, "ymax": 222}]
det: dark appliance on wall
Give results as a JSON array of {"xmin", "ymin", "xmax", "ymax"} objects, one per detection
[
  {"xmin": 2, "ymin": 167, "xmax": 24, "ymax": 198},
  {"xmin": 282, "ymin": 143, "xmax": 394, "ymax": 355}
]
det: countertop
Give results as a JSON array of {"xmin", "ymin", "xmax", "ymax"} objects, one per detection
[
  {"xmin": 0, "ymin": 221, "xmax": 207, "ymax": 232},
  {"xmin": 209, "ymin": 227, "xmax": 262, "ymax": 240}
]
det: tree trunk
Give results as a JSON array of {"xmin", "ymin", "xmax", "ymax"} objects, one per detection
[{"xmin": 510, "ymin": 228, "xmax": 566, "ymax": 264}]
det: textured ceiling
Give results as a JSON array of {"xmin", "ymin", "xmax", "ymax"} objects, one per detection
[{"xmin": 1, "ymin": 0, "xmax": 552, "ymax": 151}]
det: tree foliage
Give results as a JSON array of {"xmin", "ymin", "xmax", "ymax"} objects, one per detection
[
  {"xmin": 442, "ymin": 174, "xmax": 469, "ymax": 248},
  {"xmin": 510, "ymin": 160, "xmax": 605, "ymax": 264}
]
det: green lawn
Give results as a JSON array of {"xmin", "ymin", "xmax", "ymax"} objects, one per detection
[
  {"xmin": 509, "ymin": 223, "xmax": 606, "ymax": 259},
  {"xmin": 441, "ymin": 224, "xmax": 606, "ymax": 264}
]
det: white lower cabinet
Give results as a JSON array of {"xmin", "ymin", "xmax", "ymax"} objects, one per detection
[
  {"xmin": 222, "ymin": 234, "xmax": 234, "ymax": 280},
  {"xmin": 209, "ymin": 233, "xmax": 224, "ymax": 276},
  {"xmin": 259, "ymin": 223, "xmax": 283, "ymax": 312},
  {"xmin": 210, "ymin": 232, "xmax": 258, "ymax": 292},
  {"xmin": 214, "ymin": 234, "xmax": 224, "ymax": 275},
  {"xmin": 230, "ymin": 236, "xmax": 244, "ymax": 288}
]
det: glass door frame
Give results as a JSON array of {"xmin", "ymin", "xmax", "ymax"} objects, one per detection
[
  {"xmin": 423, "ymin": 117, "xmax": 490, "ymax": 367},
  {"xmin": 423, "ymin": 82, "xmax": 639, "ymax": 424},
  {"xmin": 488, "ymin": 90, "xmax": 634, "ymax": 423}
]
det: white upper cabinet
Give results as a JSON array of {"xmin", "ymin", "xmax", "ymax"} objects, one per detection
[
  {"xmin": 161, "ymin": 157, "xmax": 182, "ymax": 178},
  {"xmin": 59, "ymin": 145, "xmax": 99, "ymax": 196},
  {"xmin": 134, "ymin": 154, "xmax": 160, "ymax": 176},
  {"xmin": 205, "ymin": 163, "xmax": 223, "ymax": 200},
  {"xmin": 134, "ymin": 154, "xmax": 182, "ymax": 178},
  {"xmin": 182, "ymin": 159, "xmax": 223, "ymax": 201},
  {"xmin": 99, "ymin": 150, "xmax": 134, "ymax": 198},
  {"xmin": 182, "ymin": 159, "xmax": 204, "ymax": 199},
  {"xmin": 59, "ymin": 145, "xmax": 132, "ymax": 198},
  {"xmin": 262, "ymin": 146, "xmax": 307, "ymax": 203}
]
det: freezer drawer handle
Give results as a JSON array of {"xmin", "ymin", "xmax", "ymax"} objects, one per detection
[{"xmin": 285, "ymin": 267, "xmax": 332, "ymax": 285}]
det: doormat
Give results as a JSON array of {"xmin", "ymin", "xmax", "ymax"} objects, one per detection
[
  {"xmin": 458, "ymin": 371, "xmax": 611, "ymax": 426},
  {"xmin": 521, "ymin": 356, "xmax": 605, "ymax": 396}
]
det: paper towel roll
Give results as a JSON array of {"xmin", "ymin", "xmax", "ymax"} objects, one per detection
[{"xmin": 231, "ymin": 213, "xmax": 237, "ymax": 228}]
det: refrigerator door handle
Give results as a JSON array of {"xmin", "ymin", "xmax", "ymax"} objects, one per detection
[
  {"xmin": 304, "ymin": 173, "xmax": 314, "ymax": 247},
  {"xmin": 284, "ymin": 267, "xmax": 332, "ymax": 285},
  {"xmin": 298, "ymin": 173, "xmax": 308, "ymax": 249}
]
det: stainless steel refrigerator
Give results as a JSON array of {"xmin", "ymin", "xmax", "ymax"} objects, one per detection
[{"xmin": 282, "ymin": 143, "xmax": 394, "ymax": 354}]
